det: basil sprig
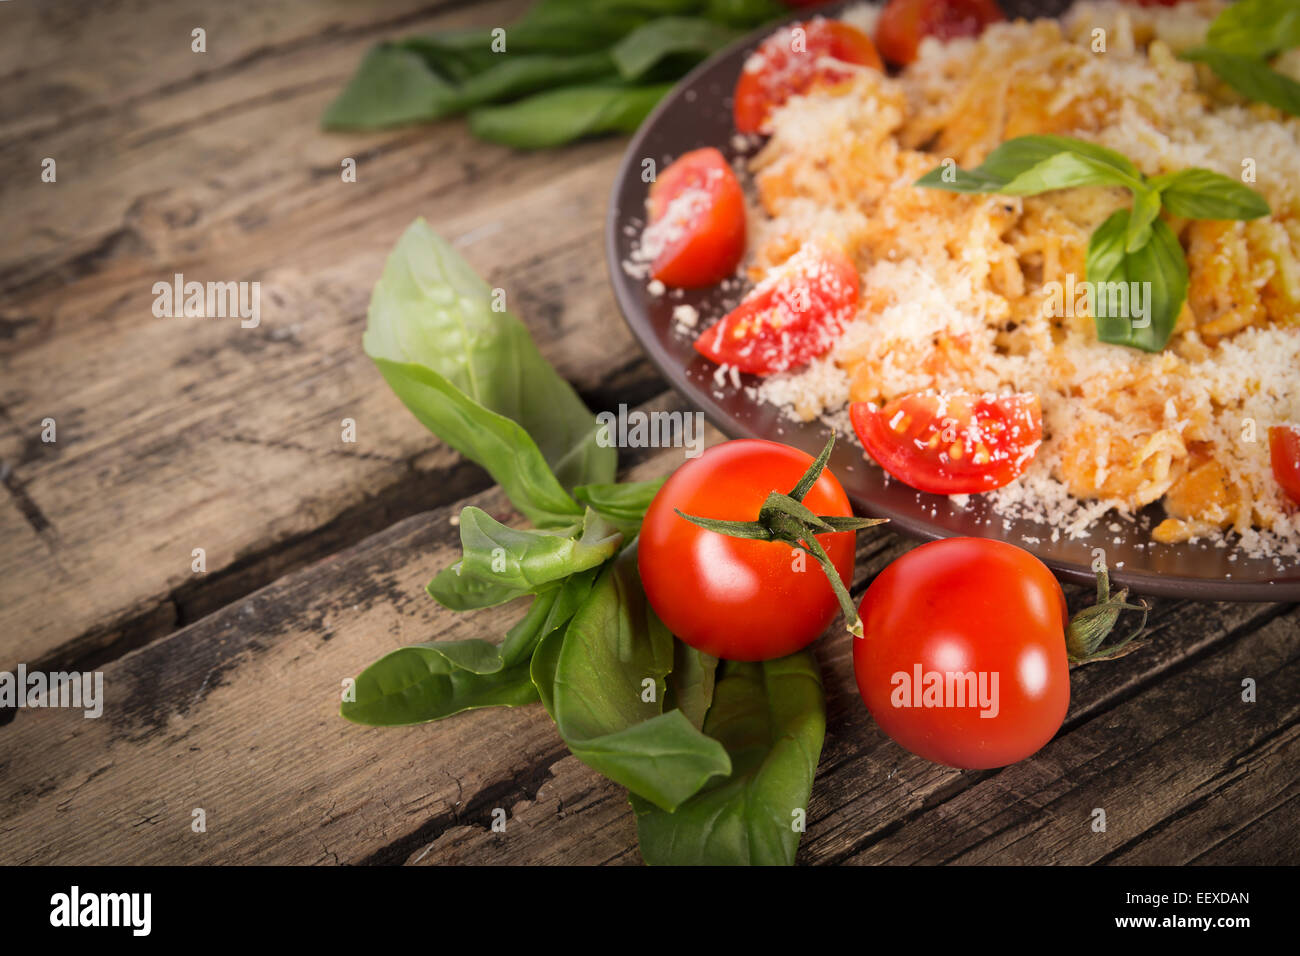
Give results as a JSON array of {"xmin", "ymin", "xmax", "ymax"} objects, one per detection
[
  {"xmin": 916, "ymin": 135, "xmax": 1270, "ymax": 352},
  {"xmin": 1180, "ymin": 0, "xmax": 1300, "ymax": 116},
  {"xmin": 344, "ymin": 220, "xmax": 833, "ymax": 864},
  {"xmin": 323, "ymin": 0, "xmax": 784, "ymax": 147}
]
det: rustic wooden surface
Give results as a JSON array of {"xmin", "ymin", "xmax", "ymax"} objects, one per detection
[{"xmin": 1, "ymin": 0, "xmax": 1296, "ymax": 866}]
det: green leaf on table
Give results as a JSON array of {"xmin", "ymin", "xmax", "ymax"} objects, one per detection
[
  {"xmin": 611, "ymin": 17, "xmax": 741, "ymax": 79},
  {"xmin": 544, "ymin": 545, "xmax": 731, "ymax": 810},
  {"xmin": 1181, "ymin": 46, "xmax": 1300, "ymax": 116},
  {"xmin": 1150, "ymin": 168, "xmax": 1272, "ymax": 221},
  {"xmin": 664, "ymin": 640, "xmax": 718, "ymax": 730},
  {"xmin": 364, "ymin": 220, "xmax": 615, "ymax": 525},
  {"xmin": 457, "ymin": 51, "xmax": 618, "ymax": 105},
  {"xmin": 631, "ymin": 651, "xmax": 827, "ymax": 866},
  {"xmin": 1086, "ymin": 210, "xmax": 1189, "ymax": 353},
  {"xmin": 343, "ymin": 566, "xmax": 600, "ymax": 726},
  {"xmin": 342, "ymin": 588, "xmax": 550, "ymax": 725},
  {"xmin": 506, "ymin": 0, "xmax": 695, "ymax": 53},
  {"xmin": 427, "ymin": 507, "xmax": 622, "ymax": 611},
  {"xmin": 322, "ymin": 45, "xmax": 465, "ymax": 128},
  {"xmin": 1205, "ymin": 0, "xmax": 1300, "ymax": 58},
  {"xmin": 572, "ymin": 477, "xmax": 666, "ymax": 537},
  {"xmin": 468, "ymin": 84, "xmax": 673, "ymax": 149},
  {"xmin": 704, "ymin": 0, "xmax": 787, "ymax": 27}
]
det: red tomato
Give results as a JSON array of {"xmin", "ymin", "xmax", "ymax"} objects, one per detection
[
  {"xmin": 694, "ymin": 243, "xmax": 861, "ymax": 374},
  {"xmin": 875, "ymin": 0, "xmax": 1004, "ymax": 66},
  {"xmin": 850, "ymin": 391, "xmax": 1042, "ymax": 494},
  {"xmin": 638, "ymin": 440, "xmax": 856, "ymax": 661},
  {"xmin": 1270, "ymin": 425, "xmax": 1300, "ymax": 504},
  {"xmin": 733, "ymin": 18, "xmax": 883, "ymax": 133},
  {"xmin": 645, "ymin": 147, "xmax": 746, "ymax": 289},
  {"xmin": 853, "ymin": 537, "xmax": 1071, "ymax": 769}
]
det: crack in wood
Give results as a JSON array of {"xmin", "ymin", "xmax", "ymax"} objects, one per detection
[
  {"xmin": 0, "ymin": 459, "xmax": 55, "ymax": 537},
  {"xmin": 357, "ymin": 744, "xmax": 570, "ymax": 865}
]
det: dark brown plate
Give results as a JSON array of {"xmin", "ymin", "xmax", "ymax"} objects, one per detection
[{"xmin": 604, "ymin": 2, "xmax": 1300, "ymax": 601}]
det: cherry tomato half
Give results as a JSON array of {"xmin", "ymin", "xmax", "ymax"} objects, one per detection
[
  {"xmin": 1270, "ymin": 425, "xmax": 1300, "ymax": 505},
  {"xmin": 853, "ymin": 537, "xmax": 1071, "ymax": 769},
  {"xmin": 850, "ymin": 391, "xmax": 1042, "ymax": 494},
  {"xmin": 638, "ymin": 439, "xmax": 856, "ymax": 661},
  {"xmin": 644, "ymin": 147, "xmax": 747, "ymax": 289},
  {"xmin": 875, "ymin": 0, "xmax": 1004, "ymax": 66},
  {"xmin": 734, "ymin": 18, "xmax": 883, "ymax": 134},
  {"xmin": 694, "ymin": 243, "xmax": 861, "ymax": 375}
]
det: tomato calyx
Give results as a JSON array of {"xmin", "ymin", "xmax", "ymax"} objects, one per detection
[
  {"xmin": 1065, "ymin": 565, "xmax": 1150, "ymax": 664},
  {"xmin": 673, "ymin": 433, "xmax": 886, "ymax": 637}
]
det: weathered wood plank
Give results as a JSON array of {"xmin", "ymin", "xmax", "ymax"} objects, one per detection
[
  {"xmin": 0, "ymin": 408, "xmax": 722, "ymax": 865},
  {"xmin": 0, "ymin": 1, "xmax": 504, "ymax": 143},
  {"xmin": 0, "ymin": 0, "xmax": 666, "ymax": 669}
]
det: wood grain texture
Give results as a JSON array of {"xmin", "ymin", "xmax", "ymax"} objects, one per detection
[{"xmin": 0, "ymin": 0, "xmax": 666, "ymax": 671}]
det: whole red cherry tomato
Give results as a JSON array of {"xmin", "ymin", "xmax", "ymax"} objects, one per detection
[
  {"xmin": 853, "ymin": 537, "xmax": 1071, "ymax": 768},
  {"xmin": 639, "ymin": 439, "xmax": 857, "ymax": 661}
]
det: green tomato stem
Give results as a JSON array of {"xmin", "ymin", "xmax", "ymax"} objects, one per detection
[{"xmin": 673, "ymin": 432, "xmax": 887, "ymax": 638}]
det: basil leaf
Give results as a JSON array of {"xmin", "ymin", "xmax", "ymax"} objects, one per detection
[
  {"xmin": 507, "ymin": 0, "xmax": 696, "ymax": 53},
  {"xmin": 426, "ymin": 507, "xmax": 622, "ymax": 610},
  {"xmin": 572, "ymin": 477, "xmax": 666, "ymax": 537},
  {"xmin": 1181, "ymin": 46, "xmax": 1300, "ymax": 116},
  {"xmin": 457, "ymin": 51, "xmax": 618, "ymax": 105},
  {"xmin": 999, "ymin": 150, "xmax": 1142, "ymax": 196},
  {"xmin": 364, "ymin": 220, "xmax": 615, "ymax": 525},
  {"xmin": 1086, "ymin": 210, "xmax": 1189, "ymax": 353},
  {"xmin": 704, "ymin": 0, "xmax": 787, "ymax": 26},
  {"xmin": 631, "ymin": 652, "xmax": 827, "ymax": 866},
  {"xmin": 344, "ymin": 563, "xmax": 601, "ymax": 727},
  {"xmin": 341, "ymin": 588, "xmax": 558, "ymax": 726},
  {"xmin": 664, "ymin": 641, "xmax": 718, "ymax": 730},
  {"xmin": 918, "ymin": 135, "xmax": 1143, "ymax": 194},
  {"xmin": 397, "ymin": 35, "xmax": 500, "ymax": 81},
  {"xmin": 1126, "ymin": 185, "xmax": 1163, "ymax": 252},
  {"xmin": 1150, "ymin": 168, "xmax": 1273, "ymax": 221},
  {"xmin": 1205, "ymin": 0, "xmax": 1300, "ymax": 58},
  {"xmin": 548, "ymin": 545, "xmax": 731, "ymax": 810},
  {"xmin": 611, "ymin": 17, "xmax": 741, "ymax": 79},
  {"xmin": 468, "ymin": 84, "xmax": 673, "ymax": 149},
  {"xmin": 913, "ymin": 163, "xmax": 1013, "ymax": 193},
  {"xmin": 322, "ymin": 45, "xmax": 464, "ymax": 129}
]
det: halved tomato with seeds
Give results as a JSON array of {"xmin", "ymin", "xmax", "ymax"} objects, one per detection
[
  {"xmin": 850, "ymin": 391, "xmax": 1042, "ymax": 494},
  {"xmin": 693, "ymin": 243, "xmax": 861, "ymax": 375},
  {"xmin": 1270, "ymin": 425, "xmax": 1300, "ymax": 505},
  {"xmin": 733, "ymin": 18, "xmax": 883, "ymax": 134},
  {"xmin": 875, "ymin": 0, "xmax": 1004, "ymax": 67},
  {"xmin": 645, "ymin": 147, "xmax": 746, "ymax": 289}
]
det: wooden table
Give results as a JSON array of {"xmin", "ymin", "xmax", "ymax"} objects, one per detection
[{"xmin": 2, "ymin": 0, "xmax": 1296, "ymax": 866}]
